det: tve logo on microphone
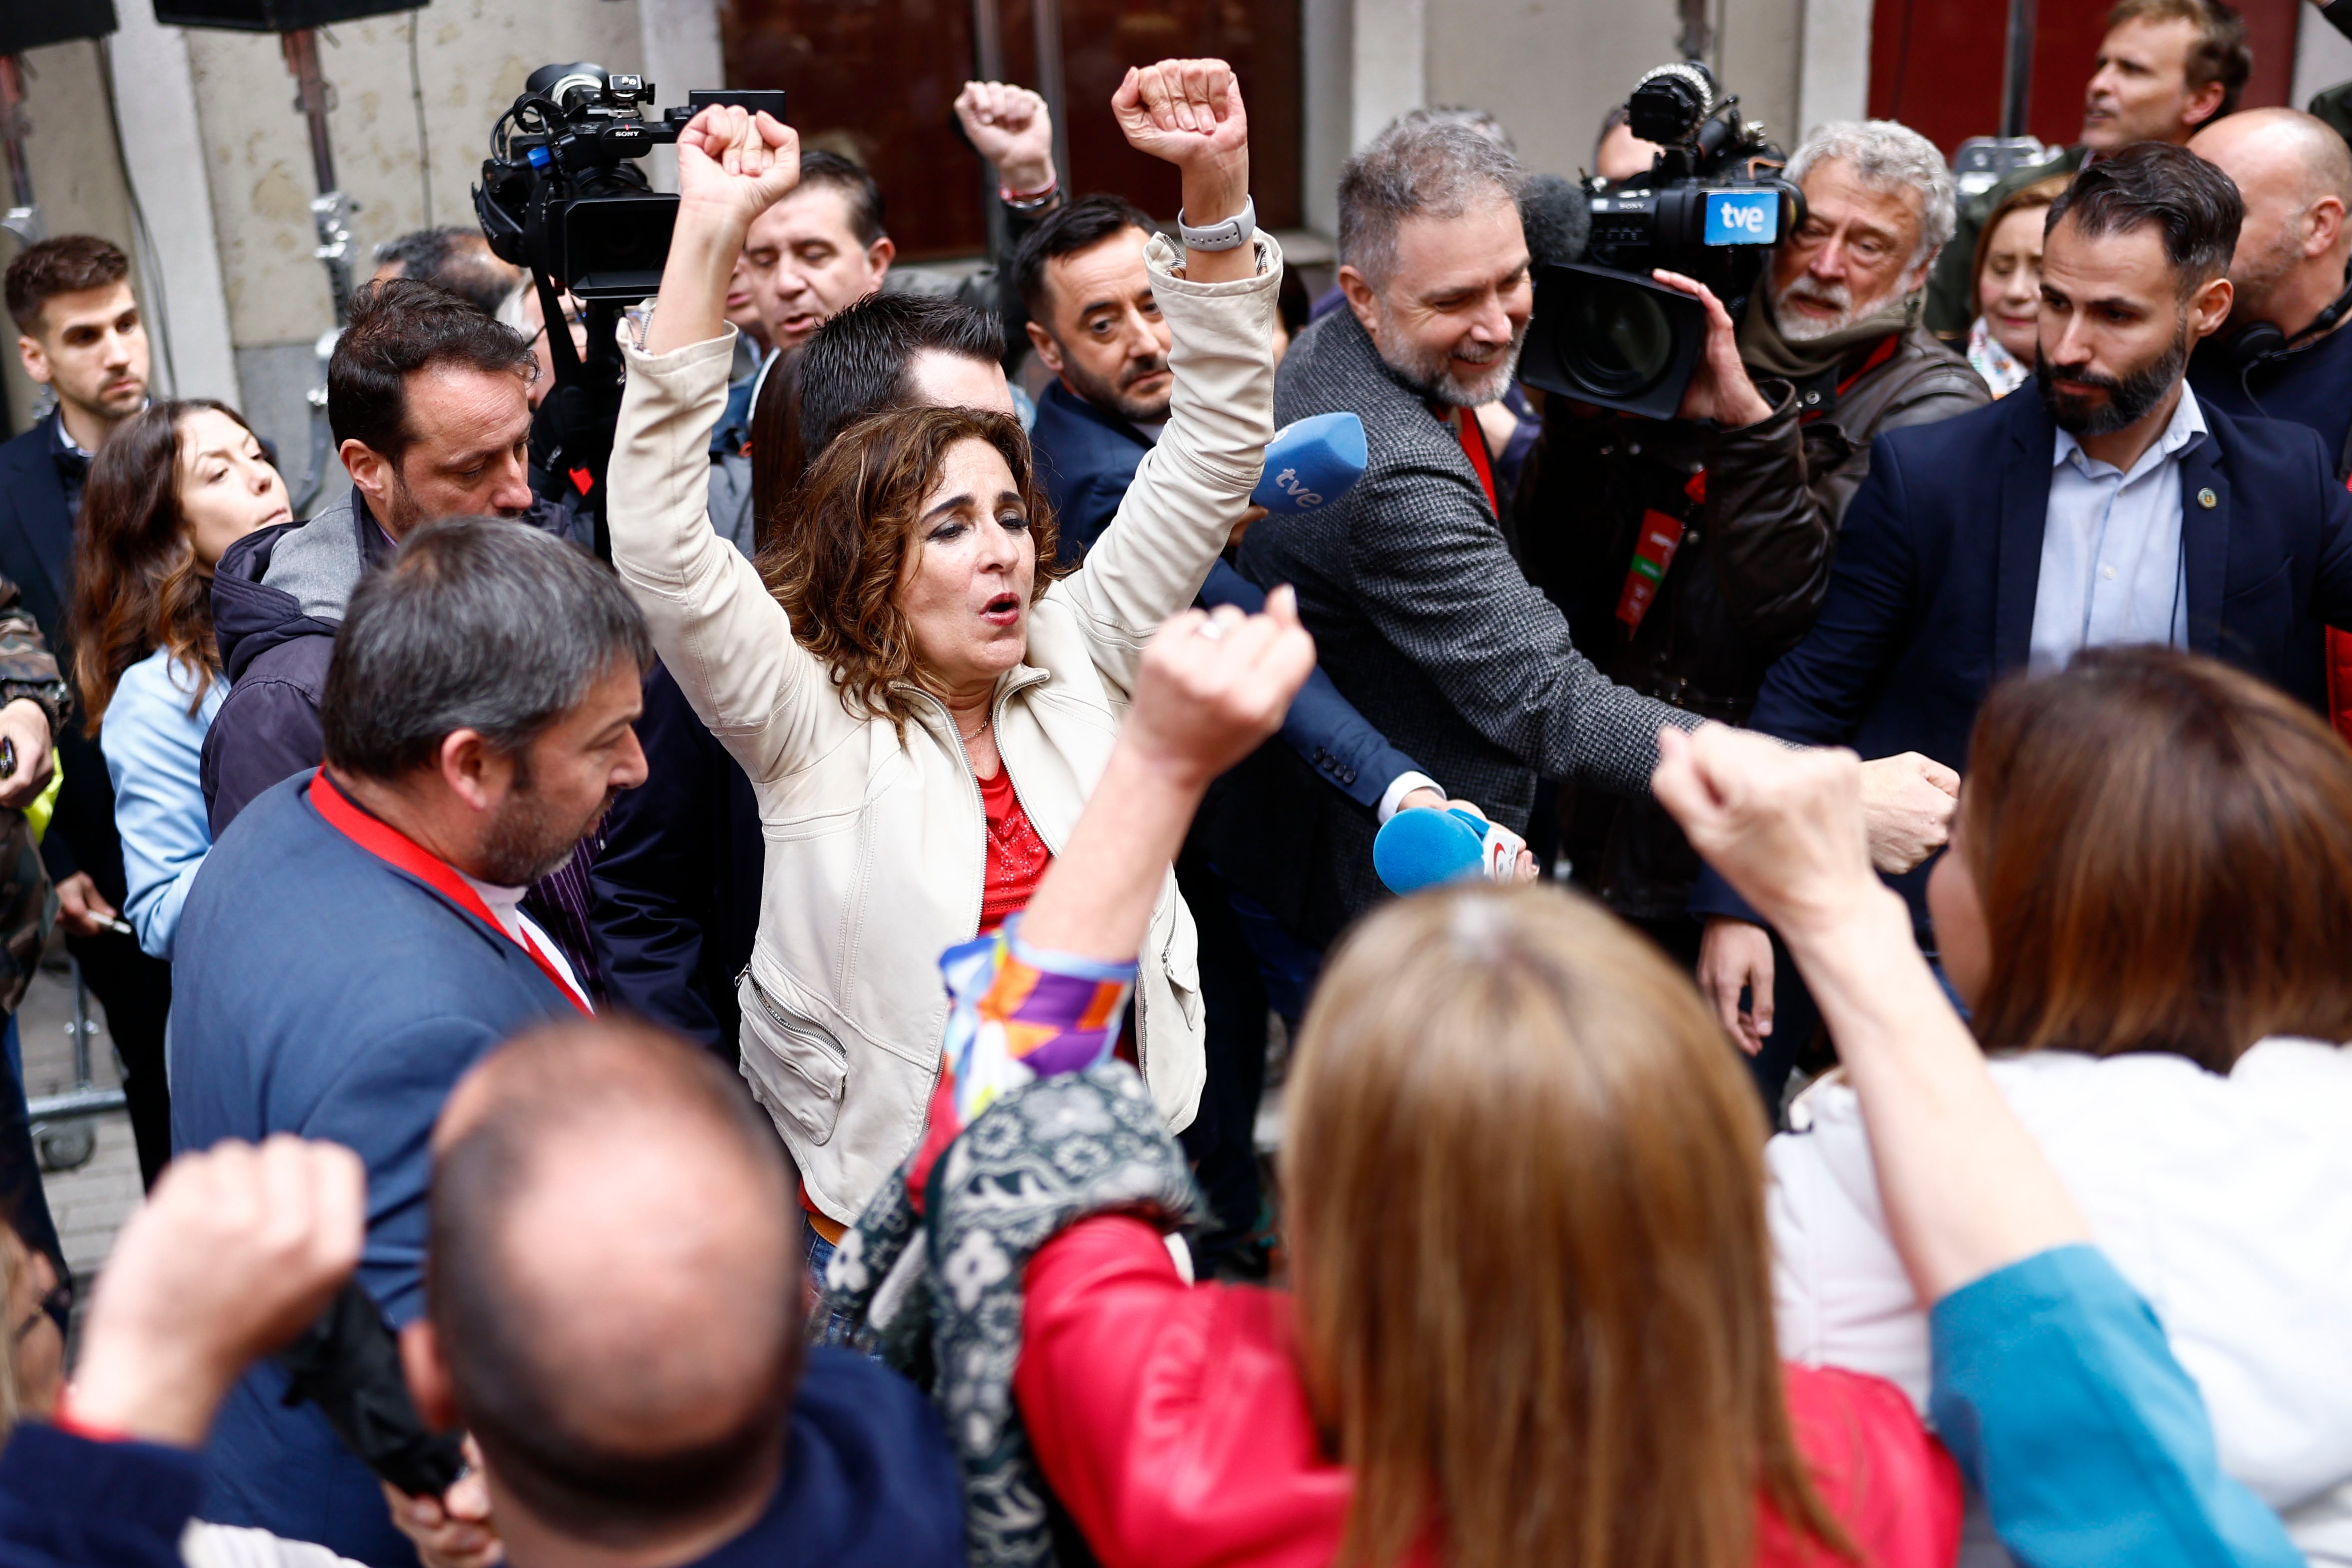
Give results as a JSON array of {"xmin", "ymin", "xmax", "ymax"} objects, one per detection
[
  {"xmin": 1703, "ymin": 189, "xmax": 1781, "ymax": 247},
  {"xmin": 1250, "ymin": 412, "xmax": 1368, "ymax": 516},
  {"xmin": 1268, "ymin": 468, "xmax": 1325, "ymax": 507}
]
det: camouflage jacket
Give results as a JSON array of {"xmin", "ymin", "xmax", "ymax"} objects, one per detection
[{"xmin": 0, "ymin": 574, "xmax": 64, "ymax": 1015}]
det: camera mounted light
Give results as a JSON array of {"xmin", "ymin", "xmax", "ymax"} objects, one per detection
[
  {"xmin": 526, "ymin": 63, "xmax": 616, "ymax": 114},
  {"xmin": 1627, "ymin": 62, "xmax": 1720, "ymax": 149}
]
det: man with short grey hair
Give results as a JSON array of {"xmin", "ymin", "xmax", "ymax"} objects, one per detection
[
  {"xmin": 167, "ymin": 517, "xmax": 651, "ymax": 1567},
  {"xmin": 1242, "ymin": 113, "xmax": 1965, "ymax": 954},
  {"xmin": 1518, "ymin": 116, "xmax": 1980, "ymax": 1094}
]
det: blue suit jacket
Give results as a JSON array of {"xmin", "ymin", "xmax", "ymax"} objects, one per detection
[
  {"xmin": 1694, "ymin": 390, "xmax": 2352, "ymax": 927},
  {"xmin": 169, "ymin": 771, "xmax": 582, "ymax": 1567},
  {"xmin": 1029, "ymin": 379, "xmax": 1151, "ymax": 556},
  {"xmin": 1028, "ymin": 382, "xmax": 1429, "ymax": 813},
  {"xmin": 0, "ymin": 1350, "xmax": 962, "ymax": 1568}
]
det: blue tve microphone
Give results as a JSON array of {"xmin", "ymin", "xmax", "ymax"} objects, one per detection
[
  {"xmin": 1252, "ymin": 412, "xmax": 1367, "ymax": 515},
  {"xmin": 1373, "ymin": 807, "xmax": 1491, "ymax": 895}
]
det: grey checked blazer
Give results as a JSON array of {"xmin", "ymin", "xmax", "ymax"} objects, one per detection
[{"xmin": 1238, "ymin": 308, "xmax": 1698, "ymax": 919}]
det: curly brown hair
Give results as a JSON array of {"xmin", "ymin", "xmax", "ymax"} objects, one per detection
[
  {"xmin": 758, "ymin": 405, "xmax": 1070, "ymax": 732},
  {"xmin": 70, "ymin": 400, "xmax": 262, "ymax": 731}
]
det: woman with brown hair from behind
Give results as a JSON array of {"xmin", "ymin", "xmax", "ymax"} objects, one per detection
[
  {"xmin": 1012, "ymin": 888, "xmax": 1960, "ymax": 1565},
  {"xmin": 1269, "ymin": 885, "xmax": 1953, "ymax": 1568},
  {"xmin": 1771, "ymin": 645, "xmax": 2352, "ymax": 1561}
]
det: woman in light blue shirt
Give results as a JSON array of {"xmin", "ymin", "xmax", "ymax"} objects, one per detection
[{"xmin": 71, "ymin": 401, "xmax": 289, "ymax": 959}]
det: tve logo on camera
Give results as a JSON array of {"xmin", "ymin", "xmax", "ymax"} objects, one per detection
[{"xmin": 1703, "ymin": 190, "xmax": 1781, "ymax": 247}]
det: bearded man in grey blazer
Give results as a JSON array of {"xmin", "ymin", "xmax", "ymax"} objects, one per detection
[{"xmin": 1239, "ymin": 114, "xmax": 1955, "ymax": 930}]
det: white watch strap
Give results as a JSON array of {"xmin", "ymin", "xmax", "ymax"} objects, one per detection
[{"xmin": 1176, "ymin": 195, "xmax": 1256, "ymax": 252}]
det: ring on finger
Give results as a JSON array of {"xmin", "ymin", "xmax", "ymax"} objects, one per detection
[{"xmin": 1194, "ymin": 618, "xmax": 1228, "ymax": 642}]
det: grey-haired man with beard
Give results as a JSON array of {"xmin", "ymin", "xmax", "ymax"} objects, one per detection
[
  {"xmin": 1243, "ymin": 115, "xmax": 1971, "ymax": 935},
  {"xmin": 1514, "ymin": 118, "xmax": 1983, "ymax": 1087}
]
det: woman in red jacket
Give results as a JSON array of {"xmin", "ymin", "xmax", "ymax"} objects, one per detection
[
  {"xmin": 1010, "ymin": 880, "xmax": 1959, "ymax": 1568},
  {"xmin": 930, "ymin": 595, "xmax": 1959, "ymax": 1568}
]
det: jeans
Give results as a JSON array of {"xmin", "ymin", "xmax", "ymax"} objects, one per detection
[{"xmin": 801, "ymin": 1216, "xmax": 865, "ymax": 1348}]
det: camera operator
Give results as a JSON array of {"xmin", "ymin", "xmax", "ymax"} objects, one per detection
[
  {"xmin": 1923, "ymin": 0, "xmax": 2250, "ymax": 337},
  {"xmin": 1520, "ymin": 118, "xmax": 1982, "ymax": 995}
]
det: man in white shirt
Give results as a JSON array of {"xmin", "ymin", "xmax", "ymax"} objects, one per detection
[{"xmin": 1694, "ymin": 140, "xmax": 2352, "ymax": 1042}]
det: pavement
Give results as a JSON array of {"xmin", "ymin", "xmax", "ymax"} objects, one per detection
[{"xmin": 16, "ymin": 937, "xmax": 143, "ymax": 1283}]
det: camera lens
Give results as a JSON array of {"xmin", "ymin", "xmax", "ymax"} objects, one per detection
[{"xmin": 1564, "ymin": 276, "xmax": 1673, "ymax": 396}]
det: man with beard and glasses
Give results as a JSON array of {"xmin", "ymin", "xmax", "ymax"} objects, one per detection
[
  {"xmin": 167, "ymin": 517, "xmax": 650, "ymax": 1568},
  {"xmin": 1239, "ymin": 113, "xmax": 1961, "ymax": 946},
  {"xmin": 1515, "ymin": 120, "xmax": 1983, "ymax": 1081},
  {"xmin": 1691, "ymin": 141, "xmax": 2352, "ymax": 1047}
]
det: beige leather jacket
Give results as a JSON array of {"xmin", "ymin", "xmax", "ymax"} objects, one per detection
[{"xmin": 608, "ymin": 233, "xmax": 1282, "ymax": 1223}]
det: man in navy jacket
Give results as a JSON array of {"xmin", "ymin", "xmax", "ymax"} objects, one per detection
[
  {"xmin": 1694, "ymin": 143, "xmax": 2352, "ymax": 1041},
  {"xmin": 0, "ymin": 1025, "xmax": 960, "ymax": 1568},
  {"xmin": 171, "ymin": 520, "xmax": 650, "ymax": 1567}
]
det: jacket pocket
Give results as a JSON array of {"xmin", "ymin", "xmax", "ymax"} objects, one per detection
[
  {"xmin": 737, "ymin": 974, "xmax": 849, "ymax": 1146},
  {"xmin": 2213, "ymin": 558, "xmax": 2294, "ymax": 677}
]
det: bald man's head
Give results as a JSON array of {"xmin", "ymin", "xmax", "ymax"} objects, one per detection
[
  {"xmin": 2192, "ymin": 108, "xmax": 2352, "ymax": 328},
  {"xmin": 424, "ymin": 1021, "xmax": 801, "ymax": 1547}
]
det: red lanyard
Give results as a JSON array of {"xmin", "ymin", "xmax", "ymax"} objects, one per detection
[
  {"xmin": 308, "ymin": 772, "xmax": 590, "ymax": 1016},
  {"xmin": 1618, "ymin": 335, "xmax": 1903, "ymax": 632}
]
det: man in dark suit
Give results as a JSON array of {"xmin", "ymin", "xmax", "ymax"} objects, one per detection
[
  {"xmin": 0, "ymin": 235, "xmax": 174, "ymax": 1182},
  {"xmin": 171, "ymin": 519, "xmax": 649, "ymax": 1567},
  {"xmin": 1694, "ymin": 142, "xmax": 2352, "ymax": 1041}
]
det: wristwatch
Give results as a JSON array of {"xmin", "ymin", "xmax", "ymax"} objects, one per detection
[{"xmin": 1176, "ymin": 195, "xmax": 1257, "ymax": 252}]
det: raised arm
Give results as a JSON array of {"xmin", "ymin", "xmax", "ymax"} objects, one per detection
[
  {"xmin": 1051, "ymin": 61, "xmax": 1283, "ymax": 692},
  {"xmin": 900, "ymin": 591, "xmax": 1313, "ymax": 1168},
  {"xmin": 1655, "ymin": 725, "xmax": 2303, "ymax": 1568},
  {"xmin": 609, "ymin": 105, "xmax": 828, "ymax": 780}
]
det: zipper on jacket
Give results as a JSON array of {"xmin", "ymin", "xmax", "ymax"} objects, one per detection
[{"xmin": 913, "ymin": 679, "xmax": 1150, "ymax": 1083}]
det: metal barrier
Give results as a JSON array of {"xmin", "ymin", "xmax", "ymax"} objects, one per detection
[{"xmin": 28, "ymin": 959, "xmax": 116, "ymax": 1171}]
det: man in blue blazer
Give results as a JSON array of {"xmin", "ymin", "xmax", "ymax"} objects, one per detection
[
  {"xmin": 170, "ymin": 520, "xmax": 650, "ymax": 1567},
  {"xmin": 1694, "ymin": 142, "xmax": 2352, "ymax": 1043}
]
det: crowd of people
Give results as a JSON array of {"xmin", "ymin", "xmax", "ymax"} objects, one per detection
[{"xmin": 0, "ymin": 2, "xmax": 2342, "ymax": 1564}]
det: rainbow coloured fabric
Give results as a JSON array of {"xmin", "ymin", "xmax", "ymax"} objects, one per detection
[{"xmin": 939, "ymin": 914, "xmax": 1138, "ymax": 1126}]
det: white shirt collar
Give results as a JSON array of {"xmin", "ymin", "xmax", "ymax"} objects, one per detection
[{"xmin": 2052, "ymin": 380, "xmax": 2208, "ymax": 482}]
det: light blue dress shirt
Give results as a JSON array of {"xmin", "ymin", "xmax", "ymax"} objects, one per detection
[
  {"xmin": 2029, "ymin": 383, "xmax": 2208, "ymax": 671},
  {"xmin": 100, "ymin": 647, "xmax": 227, "ymax": 961}
]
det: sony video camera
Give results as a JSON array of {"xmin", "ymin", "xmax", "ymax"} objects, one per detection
[
  {"xmin": 473, "ymin": 63, "xmax": 786, "ymax": 301},
  {"xmin": 1520, "ymin": 62, "xmax": 1806, "ymax": 418},
  {"xmin": 471, "ymin": 65, "xmax": 783, "ymax": 559}
]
